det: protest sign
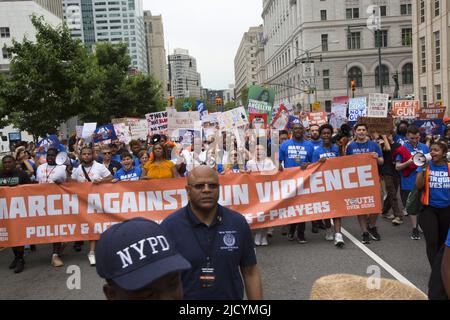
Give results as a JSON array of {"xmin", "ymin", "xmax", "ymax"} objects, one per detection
[
  {"xmin": 348, "ymin": 97, "xmax": 367, "ymax": 124},
  {"xmin": 367, "ymin": 93, "xmax": 389, "ymax": 117},
  {"xmin": 93, "ymin": 124, "xmax": 117, "ymax": 143},
  {"xmin": 145, "ymin": 111, "xmax": 168, "ymax": 136},
  {"xmin": 167, "ymin": 109, "xmax": 200, "ymax": 134},
  {"xmin": 414, "ymin": 119, "xmax": 444, "ymax": 138},
  {"xmin": 270, "ymin": 104, "xmax": 292, "ymax": 129},
  {"xmin": 201, "ymin": 113, "xmax": 220, "ymax": 139},
  {"xmin": 307, "ymin": 112, "xmax": 328, "ymax": 126},
  {"xmin": 113, "ymin": 123, "xmax": 131, "ymax": 144},
  {"xmin": 0, "ymin": 154, "xmax": 381, "ymax": 247},
  {"xmin": 250, "ymin": 114, "xmax": 268, "ymax": 131},
  {"xmin": 392, "ymin": 100, "xmax": 420, "ymax": 118},
  {"xmin": 129, "ymin": 119, "xmax": 148, "ymax": 140},
  {"xmin": 329, "ymin": 104, "xmax": 347, "ymax": 129},
  {"xmin": 419, "ymin": 103, "xmax": 446, "ymax": 120},
  {"xmin": 247, "ymin": 85, "xmax": 275, "ymax": 121},
  {"xmin": 358, "ymin": 116, "xmax": 395, "ymax": 135},
  {"xmin": 111, "ymin": 118, "xmax": 139, "ymax": 126},
  {"xmin": 81, "ymin": 123, "xmax": 97, "ymax": 142},
  {"xmin": 217, "ymin": 107, "xmax": 248, "ymax": 130},
  {"xmin": 36, "ymin": 135, "xmax": 65, "ymax": 157},
  {"xmin": 75, "ymin": 126, "xmax": 83, "ymax": 139}
]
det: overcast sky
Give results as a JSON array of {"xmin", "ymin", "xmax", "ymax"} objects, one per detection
[{"xmin": 143, "ymin": 0, "xmax": 263, "ymax": 90}]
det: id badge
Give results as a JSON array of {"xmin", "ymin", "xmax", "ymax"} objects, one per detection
[{"xmin": 200, "ymin": 264, "xmax": 216, "ymax": 288}]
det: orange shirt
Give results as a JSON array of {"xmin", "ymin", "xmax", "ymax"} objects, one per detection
[{"xmin": 143, "ymin": 160, "xmax": 175, "ymax": 179}]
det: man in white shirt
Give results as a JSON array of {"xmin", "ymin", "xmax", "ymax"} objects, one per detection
[
  {"xmin": 36, "ymin": 148, "xmax": 68, "ymax": 267},
  {"xmin": 70, "ymin": 146, "xmax": 113, "ymax": 266}
]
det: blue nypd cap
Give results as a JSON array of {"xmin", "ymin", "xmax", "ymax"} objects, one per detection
[{"xmin": 95, "ymin": 218, "xmax": 191, "ymax": 291}]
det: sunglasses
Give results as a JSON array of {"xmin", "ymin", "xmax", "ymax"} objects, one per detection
[
  {"xmin": 103, "ymin": 152, "xmax": 111, "ymax": 155},
  {"xmin": 188, "ymin": 183, "xmax": 220, "ymax": 190}
]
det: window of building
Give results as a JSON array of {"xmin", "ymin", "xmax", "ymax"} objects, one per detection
[
  {"xmin": 348, "ymin": 66, "xmax": 363, "ymax": 87},
  {"xmin": 435, "ymin": 0, "xmax": 440, "ymax": 17},
  {"xmin": 325, "ymin": 100, "xmax": 332, "ymax": 112},
  {"xmin": 402, "ymin": 63, "xmax": 413, "ymax": 85},
  {"xmin": 435, "ymin": 85, "xmax": 442, "ymax": 101},
  {"xmin": 2, "ymin": 47, "xmax": 12, "ymax": 59},
  {"xmin": 323, "ymin": 69, "xmax": 330, "ymax": 90},
  {"xmin": 420, "ymin": 37, "xmax": 426, "ymax": 73},
  {"xmin": 0, "ymin": 27, "xmax": 10, "ymax": 38},
  {"xmin": 375, "ymin": 30, "xmax": 388, "ymax": 48},
  {"xmin": 347, "ymin": 32, "xmax": 361, "ymax": 49},
  {"xmin": 346, "ymin": 8, "xmax": 359, "ymax": 19},
  {"xmin": 320, "ymin": 10, "xmax": 327, "ymax": 21},
  {"xmin": 402, "ymin": 28, "xmax": 412, "ymax": 46},
  {"xmin": 400, "ymin": 4, "xmax": 412, "ymax": 15},
  {"xmin": 420, "ymin": 87, "xmax": 427, "ymax": 108},
  {"xmin": 380, "ymin": 6, "xmax": 387, "ymax": 16},
  {"xmin": 321, "ymin": 34, "xmax": 328, "ymax": 51},
  {"xmin": 420, "ymin": 1, "xmax": 425, "ymax": 23},
  {"xmin": 375, "ymin": 65, "xmax": 389, "ymax": 86},
  {"xmin": 434, "ymin": 31, "xmax": 440, "ymax": 70}
]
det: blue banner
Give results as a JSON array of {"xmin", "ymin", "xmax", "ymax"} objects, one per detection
[{"xmin": 93, "ymin": 124, "xmax": 117, "ymax": 143}]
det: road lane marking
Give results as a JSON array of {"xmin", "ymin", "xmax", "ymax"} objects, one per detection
[{"xmin": 340, "ymin": 226, "xmax": 425, "ymax": 294}]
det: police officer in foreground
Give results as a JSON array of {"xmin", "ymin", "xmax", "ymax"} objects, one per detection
[
  {"xmin": 95, "ymin": 218, "xmax": 191, "ymax": 300},
  {"xmin": 161, "ymin": 165, "xmax": 263, "ymax": 300}
]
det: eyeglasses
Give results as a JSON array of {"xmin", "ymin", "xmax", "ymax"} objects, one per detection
[
  {"xmin": 188, "ymin": 183, "xmax": 220, "ymax": 190},
  {"xmin": 103, "ymin": 152, "xmax": 111, "ymax": 155}
]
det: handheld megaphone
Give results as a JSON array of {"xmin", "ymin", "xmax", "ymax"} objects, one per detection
[
  {"xmin": 412, "ymin": 152, "xmax": 432, "ymax": 167},
  {"xmin": 151, "ymin": 134, "xmax": 162, "ymax": 144},
  {"xmin": 55, "ymin": 152, "xmax": 69, "ymax": 166}
]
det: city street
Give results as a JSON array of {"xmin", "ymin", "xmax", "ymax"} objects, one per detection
[{"xmin": 0, "ymin": 214, "xmax": 430, "ymax": 300}]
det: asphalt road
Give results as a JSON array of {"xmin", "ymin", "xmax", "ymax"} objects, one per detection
[{"xmin": 0, "ymin": 214, "xmax": 430, "ymax": 300}]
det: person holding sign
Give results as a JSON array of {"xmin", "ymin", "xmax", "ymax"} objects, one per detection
[
  {"xmin": 36, "ymin": 148, "xmax": 68, "ymax": 267},
  {"xmin": 395, "ymin": 126, "xmax": 430, "ymax": 241},
  {"xmin": 312, "ymin": 124, "xmax": 345, "ymax": 247},
  {"xmin": 279, "ymin": 120, "xmax": 314, "ymax": 244},
  {"xmin": 416, "ymin": 141, "xmax": 450, "ymax": 266},
  {"xmin": 346, "ymin": 123, "xmax": 384, "ymax": 244}
]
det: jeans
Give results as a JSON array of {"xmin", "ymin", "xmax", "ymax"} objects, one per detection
[{"xmin": 382, "ymin": 175, "xmax": 401, "ymax": 217}]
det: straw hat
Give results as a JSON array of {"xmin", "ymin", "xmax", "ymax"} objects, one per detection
[{"xmin": 310, "ymin": 274, "xmax": 428, "ymax": 300}]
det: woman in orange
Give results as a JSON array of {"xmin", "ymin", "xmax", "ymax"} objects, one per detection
[{"xmin": 142, "ymin": 142, "xmax": 179, "ymax": 179}]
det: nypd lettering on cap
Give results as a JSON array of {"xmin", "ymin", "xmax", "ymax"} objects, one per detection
[{"xmin": 116, "ymin": 235, "xmax": 170, "ymax": 269}]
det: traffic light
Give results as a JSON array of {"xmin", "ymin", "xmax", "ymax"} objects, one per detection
[
  {"xmin": 168, "ymin": 96, "xmax": 174, "ymax": 106},
  {"xmin": 350, "ymin": 80, "xmax": 356, "ymax": 91},
  {"xmin": 215, "ymin": 97, "xmax": 222, "ymax": 106}
]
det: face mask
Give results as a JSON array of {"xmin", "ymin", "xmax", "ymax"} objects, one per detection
[{"xmin": 398, "ymin": 128, "xmax": 407, "ymax": 135}]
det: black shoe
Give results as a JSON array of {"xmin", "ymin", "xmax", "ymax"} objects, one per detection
[
  {"xmin": 368, "ymin": 226, "xmax": 381, "ymax": 241},
  {"xmin": 362, "ymin": 232, "xmax": 371, "ymax": 244},
  {"xmin": 296, "ymin": 235, "xmax": 308, "ymax": 244},
  {"xmin": 317, "ymin": 220, "xmax": 326, "ymax": 230},
  {"xmin": 287, "ymin": 232, "xmax": 295, "ymax": 241},
  {"xmin": 9, "ymin": 257, "xmax": 18, "ymax": 270},
  {"xmin": 411, "ymin": 228, "xmax": 421, "ymax": 240},
  {"xmin": 311, "ymin": 222, "xmax": 319, "ymax": 234},
  {"xmin": 14, "ymin": 259, "xmax": 25, "ymax": 273}
]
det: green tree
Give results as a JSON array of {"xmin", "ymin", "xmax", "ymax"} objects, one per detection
[
  {"xmin": 0, "ymin": 15, "xmax": 97, "ymax": 142},
  {"xmin": 224, "ymin": 101, "xmax": 236, "ymax": 111},
  {"xmin": 241, "ymin": 86, "xmax": 249, "ymax": 107},
  {"xmin": 79, "ymin": 42, "xmax": 165, "ymax": 124}
]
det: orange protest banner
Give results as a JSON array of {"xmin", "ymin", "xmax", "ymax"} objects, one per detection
[
  {"xmin": 392, "ymin": 100, "xmax": 420, "ymax": 118},
  {"xmin": 0, "ymin": 154, "xmax": 381, "ymax": 247}
]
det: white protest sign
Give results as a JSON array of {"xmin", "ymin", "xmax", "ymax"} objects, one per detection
[
  {"xmin": 348, "ymin": 97, "xmax": 367, "ymax": 122},
  {"xmin": 145, "ymin": 111, "xmax": 168, "ymax": 135},
  {"xmin": 217, "ymin": 107, "xmax": 248, "ymax": 131},
  {"xmin": 368, "ymin": 93, "xmax": 389, "ymax": 117},
  {"xmin": 113, "ymin": 123, "xmax": 131, "ymax": 144},
  {"xmin": 129, "ymin": 119, "xmax": 148, "ymax": 140},
  {"xmin": 81, "ymin": 123, "xmax": 97, "ymax": 142},
  {"xmin": 167, "ymin": 109, "xmax": 200, "ymax": 133},
  {"xmin": 76, "ymin": 126, "xmax": 83, "ymax": 139},
  {"xmin": 329, "ymin": 104, "xmax": 347, "ymax": 129}
]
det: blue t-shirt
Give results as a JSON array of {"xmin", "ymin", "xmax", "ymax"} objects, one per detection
[
  {"xmin": 312, "ymin": 144, "xmax": 340, "ymax": 163},
  {"xmin": 311, "ymin": 139, "xmax": 323, "ymax": 151},
  {"xmin": 161, "ymin": 205, "xmax": 257, "ymax": 300},
  {"xmin": 446, "ymin": 228, "xmax": 450, "ymax": 247},
  {"xmin": 113, "ymin": 166, "xmax": 142, "ymax": 181},
  {"xmin": 396, "ymin": 141, "xmax": 430, "ymax": 191},
  {"xmin": 279, "ymin": 139, "xmax": 314, "ymax": 168},
  {"xmin": 394, "ymin": 134, "xmax": 407, "ymax": 146},
  {"xmin": 417, "ymin": 163, "xmax": 450, "ymax": 208},
  {"xmin": 345, "ymin": 140, "xmax": 382, "ymax": 157}
]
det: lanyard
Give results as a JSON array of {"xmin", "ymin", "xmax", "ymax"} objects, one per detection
[{"xmin": 45, "ymin": 165, "xmax": 57, "ymax": 183}]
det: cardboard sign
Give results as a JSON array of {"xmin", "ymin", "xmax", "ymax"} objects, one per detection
[
  {"xmin": 217, "ymin": 107, "xmax": 248, "ymax": 130},
  {"xmin": 419, "ymin": 103, "xmax": 446, "ymax": 120},
  {"xmin": 0, "ymin": 154, "xmax": 381, "ymax": 247},
  {"xmin": 129, "ymin": 119, "xmax": 148, "ymax": 140},
  {"xmin": 307, "ymin": 112, "xmax": 328, "ymax": 126},
  {"xmin": 358, "ymin": 116, "xmax": 394, "ymax": 135},
  {"xmin": 392, "ymin": 100, "xmax": 420, "ymax": 118},
  {"xmin": 145, "ymin": 111, "xmax": 168, "ymax": 135},
  {"xmin": 367, "ymin": 93, "xmax": 389, "ymax": 117},
  {"xmin": 167, "ymin": 109, "xmax": 200, "ymax": 133}
]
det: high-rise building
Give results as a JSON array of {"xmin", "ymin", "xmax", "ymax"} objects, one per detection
[
  {"xmin": 168, "ymin": 48, "xmax": 202, "ymax": 99},
  {"xmin": 223, "ymin": 84, "xmax": 235, "ymax": 104},
  {"xmin": 412, "ymin": 0, "xmax": 449, "ymax": 115},
  {"xmin": 34, "ymin": 0, "xmax": 64, "ymax": 18},
  {"xmin": 144, "ymin": 10, "xmax": 168, "ymax": 98},
  {"xmin": 262, "ymin": 0, "xmax": 413, "ymax": 111},
  {"xmin": 234, "ymin": 26, "xmax": 264, "ymax": 104},
  {"xmin": 62, "ymin": 0, "xmax": 148, "ymax": 73}
]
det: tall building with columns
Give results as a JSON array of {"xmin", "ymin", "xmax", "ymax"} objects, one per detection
[{"xmin": 262, "ymin": 0, "xmax": 414, "ymax": 112}]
